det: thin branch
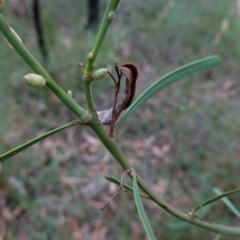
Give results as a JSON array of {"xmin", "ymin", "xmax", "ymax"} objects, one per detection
[
  {"xmin": 84, "ymin": 0, "xmax": 121, "ymax": 79},
  {"xmin": 0, "ymin": 120, "xmax": 81, "ymax": 162},
  {"xmin": 190, "ymin": 187, "xmax": 240, "ymax": 217},
  {"xmin": 89, "ymin": 119, "xmax": 240, "ymax": 235},
  {"xmin": 83, "ymin": 0, "xmax": 121, "ymax": 115},
  {"xmin": 0, "ymin": 14, "xmax": 88, "ymax": 122}
]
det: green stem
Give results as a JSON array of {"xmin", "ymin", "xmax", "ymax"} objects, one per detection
[
  {"xmin": 91, "ymin": 119, "xmax": 240, "ymax": 234},
  {"xmin": 190, "ymin": 187, "xmax": 240, "ymax": 216},
  {"xmin": 83, "ymin": 0, "xmax": 122, "ymax": 126},
  {"xmin": 0, "ymin": 14, "xmax": 88, "ymax": 122},
  {"xmin": 86, "ymin": 107, "xmax": 240, "ymax": 234},
  {"xmin": 134, "ymin": 174, "xmax": 240, "ymax": 235},
  {"xmin": 84, "ymin": 0, "xmax": 121, "ymax": 79},
  {"xmin": 0, "ymin": 120, "xmax": 80, "ymax": 162},
  {"xmin": 84, "ymin": 81, "xmax": 95, "ymax": 112}
]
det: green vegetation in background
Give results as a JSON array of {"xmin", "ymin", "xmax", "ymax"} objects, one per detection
[{"xmin": 0, "ymin": 0, "xmax": 240, "ymax": 239}]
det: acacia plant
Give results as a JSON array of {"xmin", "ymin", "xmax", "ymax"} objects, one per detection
[{"xmin": 1, "ymin": 0, "xmax": 240, "ymax": 238}]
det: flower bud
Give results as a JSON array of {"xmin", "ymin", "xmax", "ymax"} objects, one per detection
[
  {"xmin": 23, "ymin": 73, "xmax": 46, "ymax": 88},
  {"xmin": 92, "ymin": 68, "xmax": 108, "ymax": 80},
  {"xmin": 67, "ymin": 90, "xmax": 73, "ymax": 97},
  {"xmin": 108, "ymin": 11, "xmax": 115, "ymax": 20},
  {"xmin": 87, "ymin": 52, "xmax": 93, "ymax": 59}
]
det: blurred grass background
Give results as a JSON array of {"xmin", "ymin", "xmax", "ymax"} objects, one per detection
[{"xmin": 1, "ymin": 0, "xmax": 240, "ymax": 239}]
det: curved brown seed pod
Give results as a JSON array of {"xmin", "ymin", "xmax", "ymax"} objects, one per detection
[
  {"xmin": 97, "ymin": 63, "xmax": 138, "ymax": 128},
  {"xmin": 114, "ymin": 63, "xmax": 138, "ymax": 120},
  {"xmin": 117, "ymin": 63, "xmax": 138, "ymax": 110}
]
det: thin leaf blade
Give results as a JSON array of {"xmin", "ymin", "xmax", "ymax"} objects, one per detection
[
  {"xmin": 190, "ymin": 187, "xmax": 240, "ymax": 216},
  {"xmin": 133, "ymin": 173, "xmax": 157, "ymax": 240},
  {"xmin": 117, "ymin": 55, "xmax": 221, "ymax": 127},
  {"xmin": 213, "ymin": 188, "xmax": 240, "ymax": 218}
]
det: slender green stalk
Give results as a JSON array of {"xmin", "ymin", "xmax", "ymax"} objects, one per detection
[
  {"xmin": 189, "ymin": 188, "xmax": 240, "ymax": 217},
  {"xmin": 213, "ymin": 188, "xmax": 240, "ymax": 218},
  {"xmin": 0, "ymin": 120, "xmax": 80, "ymax": 162},
  {"xmin": 90, "ymin": 116, "xmax": 240, "ymax": 234},
  {"xmin": 84, "ymin": 81, "xmax": 96, "ymax": 112},
  {"xmin": 84, "ymin": 0, "xmax": 121, "ymax": 79},
  {"xmin": 135, "ymin": 174, "xmax": 240, "ymax": 235},
  {"xmin": 0, "ymin": 14, "xmax": 88, "ymax": 122}
]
